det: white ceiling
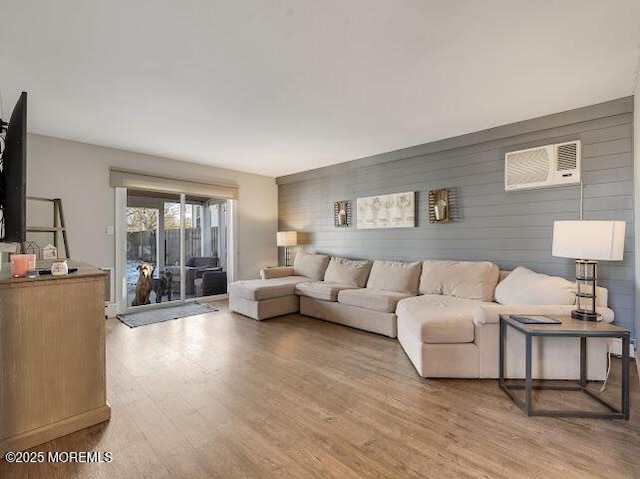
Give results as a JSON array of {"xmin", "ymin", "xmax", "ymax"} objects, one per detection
[{"xmin": 1, "ymin": 1, "xmax": 639, "ymax": 177}]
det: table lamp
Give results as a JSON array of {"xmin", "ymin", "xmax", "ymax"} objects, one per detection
[
  {"xmin": 552, "ymin": 220, "xmax": 625, "ymax": 321},
  {"xmin": 277, "ymin": 231, "xmax": 297, "ymax": 266}
]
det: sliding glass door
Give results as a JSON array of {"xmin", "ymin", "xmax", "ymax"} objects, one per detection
[
  {"xmin": 123, "ymin": 190, "xmax": 230, "ymax": 311},
  {"xmin": 126, "ymin": 191, "xmax": 183, "ymax": 307},
  {"xmin": 184, "ymin": 197, "xmax": 228, "ymax": 299}
]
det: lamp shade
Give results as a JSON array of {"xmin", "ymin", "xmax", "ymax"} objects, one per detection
[
  {"xmin": 552, "ymin": 221, "xmax": 625, "ymax": 261},
  {"xmin": 277, "ymin": 231, "xmax": 298, "ymax": 247}
]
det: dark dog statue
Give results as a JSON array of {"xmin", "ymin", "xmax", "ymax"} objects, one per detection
[
  {"xmin": 132, "ymin": 263, "xmax": 154, "ymax": 306},
  {"xmin": 154, "ymin": 270, "xmax": 173, "ymax": 303}
]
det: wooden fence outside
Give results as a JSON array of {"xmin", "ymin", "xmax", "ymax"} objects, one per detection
[{"xmin": 127, "ymin": 227, "xmax": 219, "ymax": 265}]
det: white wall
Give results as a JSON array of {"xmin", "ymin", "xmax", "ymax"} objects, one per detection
[{"xmin": 25, "ymin": 134, "xmax": 278, "ymax": 280}]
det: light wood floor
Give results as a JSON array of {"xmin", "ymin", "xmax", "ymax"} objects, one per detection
[{"xmin": 3, "ymin": 300, "xmax": 639, "ymax": 478}]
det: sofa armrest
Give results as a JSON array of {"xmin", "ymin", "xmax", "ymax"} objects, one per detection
[
  {"xmin": 473, "ymin": 303, "xmax": 614, "ymax": 326},
  {"xmin": 260, "ymin": 266, "xmax": 295, "ymax": 279}
]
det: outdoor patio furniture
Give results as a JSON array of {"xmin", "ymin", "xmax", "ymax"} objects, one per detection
[
  {"xmin": 195, "ymin": 271, "xmax": 228, "ymax": 297},
  {"xmin": 167, "ymin": 256, "xmax": 219, "ymax": 295}
]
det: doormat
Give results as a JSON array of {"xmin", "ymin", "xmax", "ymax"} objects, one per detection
[{"xmin": 117, "ymin": 302, "xmax": 218, "ymax": 328}]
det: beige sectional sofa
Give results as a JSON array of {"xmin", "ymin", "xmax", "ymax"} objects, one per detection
[
  {"xmin": 228, "ymin": 252, "xmax": 329, "ymax": 320},
  {"xmin": 229, "ymin": 252, "xmax": 615, "ymax": 380},
  {"xmin": 299, "ymin": 258, "xmax": 421, "ymax": 337}
]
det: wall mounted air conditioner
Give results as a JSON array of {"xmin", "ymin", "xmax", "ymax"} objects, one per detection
[{"xmin": 505, "ymin": 140, "xmax": 581, "ymax": 191}]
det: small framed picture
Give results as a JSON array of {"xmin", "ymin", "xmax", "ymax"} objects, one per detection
[{"xmin": 334, "ymin": 200, "xmax": 351, "ymax": 227}]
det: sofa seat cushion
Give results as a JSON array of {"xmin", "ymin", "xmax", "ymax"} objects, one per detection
[
  {"xmin": 295, "ymin": 281, "xmax": 359, "ymax": 302},
  {"xmin": 229, "ymin": 276, "xmax": 310, "ymax": 301},
  {"xmin": 396, "ymin": 294, "xmax": 488, "ymax": 344},
  {"xmin": 338, "ymin": 288, "xmax": 413, "ymax": 313}
]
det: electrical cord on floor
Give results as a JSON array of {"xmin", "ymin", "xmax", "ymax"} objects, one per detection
[{"xmin": 599, "ymin": 342, "xmax": 613, "ymax": 393}]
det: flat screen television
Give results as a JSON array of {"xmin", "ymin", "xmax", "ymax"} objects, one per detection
[{"xmin": 0, "ymin": 92, "xmax": 27, "ymax": 243}]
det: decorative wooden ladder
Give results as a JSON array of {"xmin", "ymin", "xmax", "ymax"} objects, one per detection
[{"xmin": 23, "ymin": 196, "xmax": 71, "ymax": 258}]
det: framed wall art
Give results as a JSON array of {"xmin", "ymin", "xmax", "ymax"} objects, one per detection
[{"xmin": 356, "ymin": 191, "xmax": 415, "ymax": 229}]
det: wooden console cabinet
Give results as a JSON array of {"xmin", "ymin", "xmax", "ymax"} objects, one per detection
[{"xmin": 0, "ymin": 262, "xmax": 111, "ymax": 453}]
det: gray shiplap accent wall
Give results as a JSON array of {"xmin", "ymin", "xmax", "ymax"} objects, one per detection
[{"xmin": 277, "ymin": 97, "xmax": 635, "ymax": 336}]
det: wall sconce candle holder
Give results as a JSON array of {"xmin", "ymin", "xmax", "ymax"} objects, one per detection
[
  {"xmin": 428, "ymin": 189, "xmax": 450, "ymax": 223},
  {"xmin": 334, "ymin": 200, "xmax": 351, "ymax": 227}
]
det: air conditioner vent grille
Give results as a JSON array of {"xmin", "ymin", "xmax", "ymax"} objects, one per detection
[
  {"xmin": 506, "ymin": 148, "xmax": 550, "ymax": 187},
  {"xmin": 504, "ymin": 140, "xmax": 581, "ymax": 191},
  {"xmin": 557, "ymin": 143, "xmax": 578, "ymax": 171}
]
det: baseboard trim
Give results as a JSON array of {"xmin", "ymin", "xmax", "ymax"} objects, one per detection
[
  {"xmin": 200, "ymin": 293, "xmax": 229, "ymax": 300},
  {"xmin": 0, "ymin": 404, "xmax": 111, "ymax": 454},
  {"xmin": 609, "ymin": 338, "xmax": 636, "ymax": 358},
  {"xmin": 105, "ymin": 302, "xmax": 118, "ymax": 318}
]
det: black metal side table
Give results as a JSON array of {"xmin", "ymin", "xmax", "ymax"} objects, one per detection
[{"xmin": 499, "ymin": 315, "xmax": 630, "ymax": 419}]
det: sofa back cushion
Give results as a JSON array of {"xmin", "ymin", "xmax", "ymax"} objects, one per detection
[
  {"xmin": 500, "ymin": 269, "xmax": 608, "ymax": 306},
  {"xmin": 494, "ymin": 266, "xmax": 575, "ymax": 305},
  {"xmin": 366, "ymin": 260, "xmax": 422, "ymax": 294},
  {"xmin": 324, "ymin": 257, "xmax": 372, "ymax": 288},
  {"xmin": 293, "ymin": 252, "xmax": 330, "ymax": 281},
  {"xmin": 419, "ymin": 260, "xmax": 499, "ymax": 302}
]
